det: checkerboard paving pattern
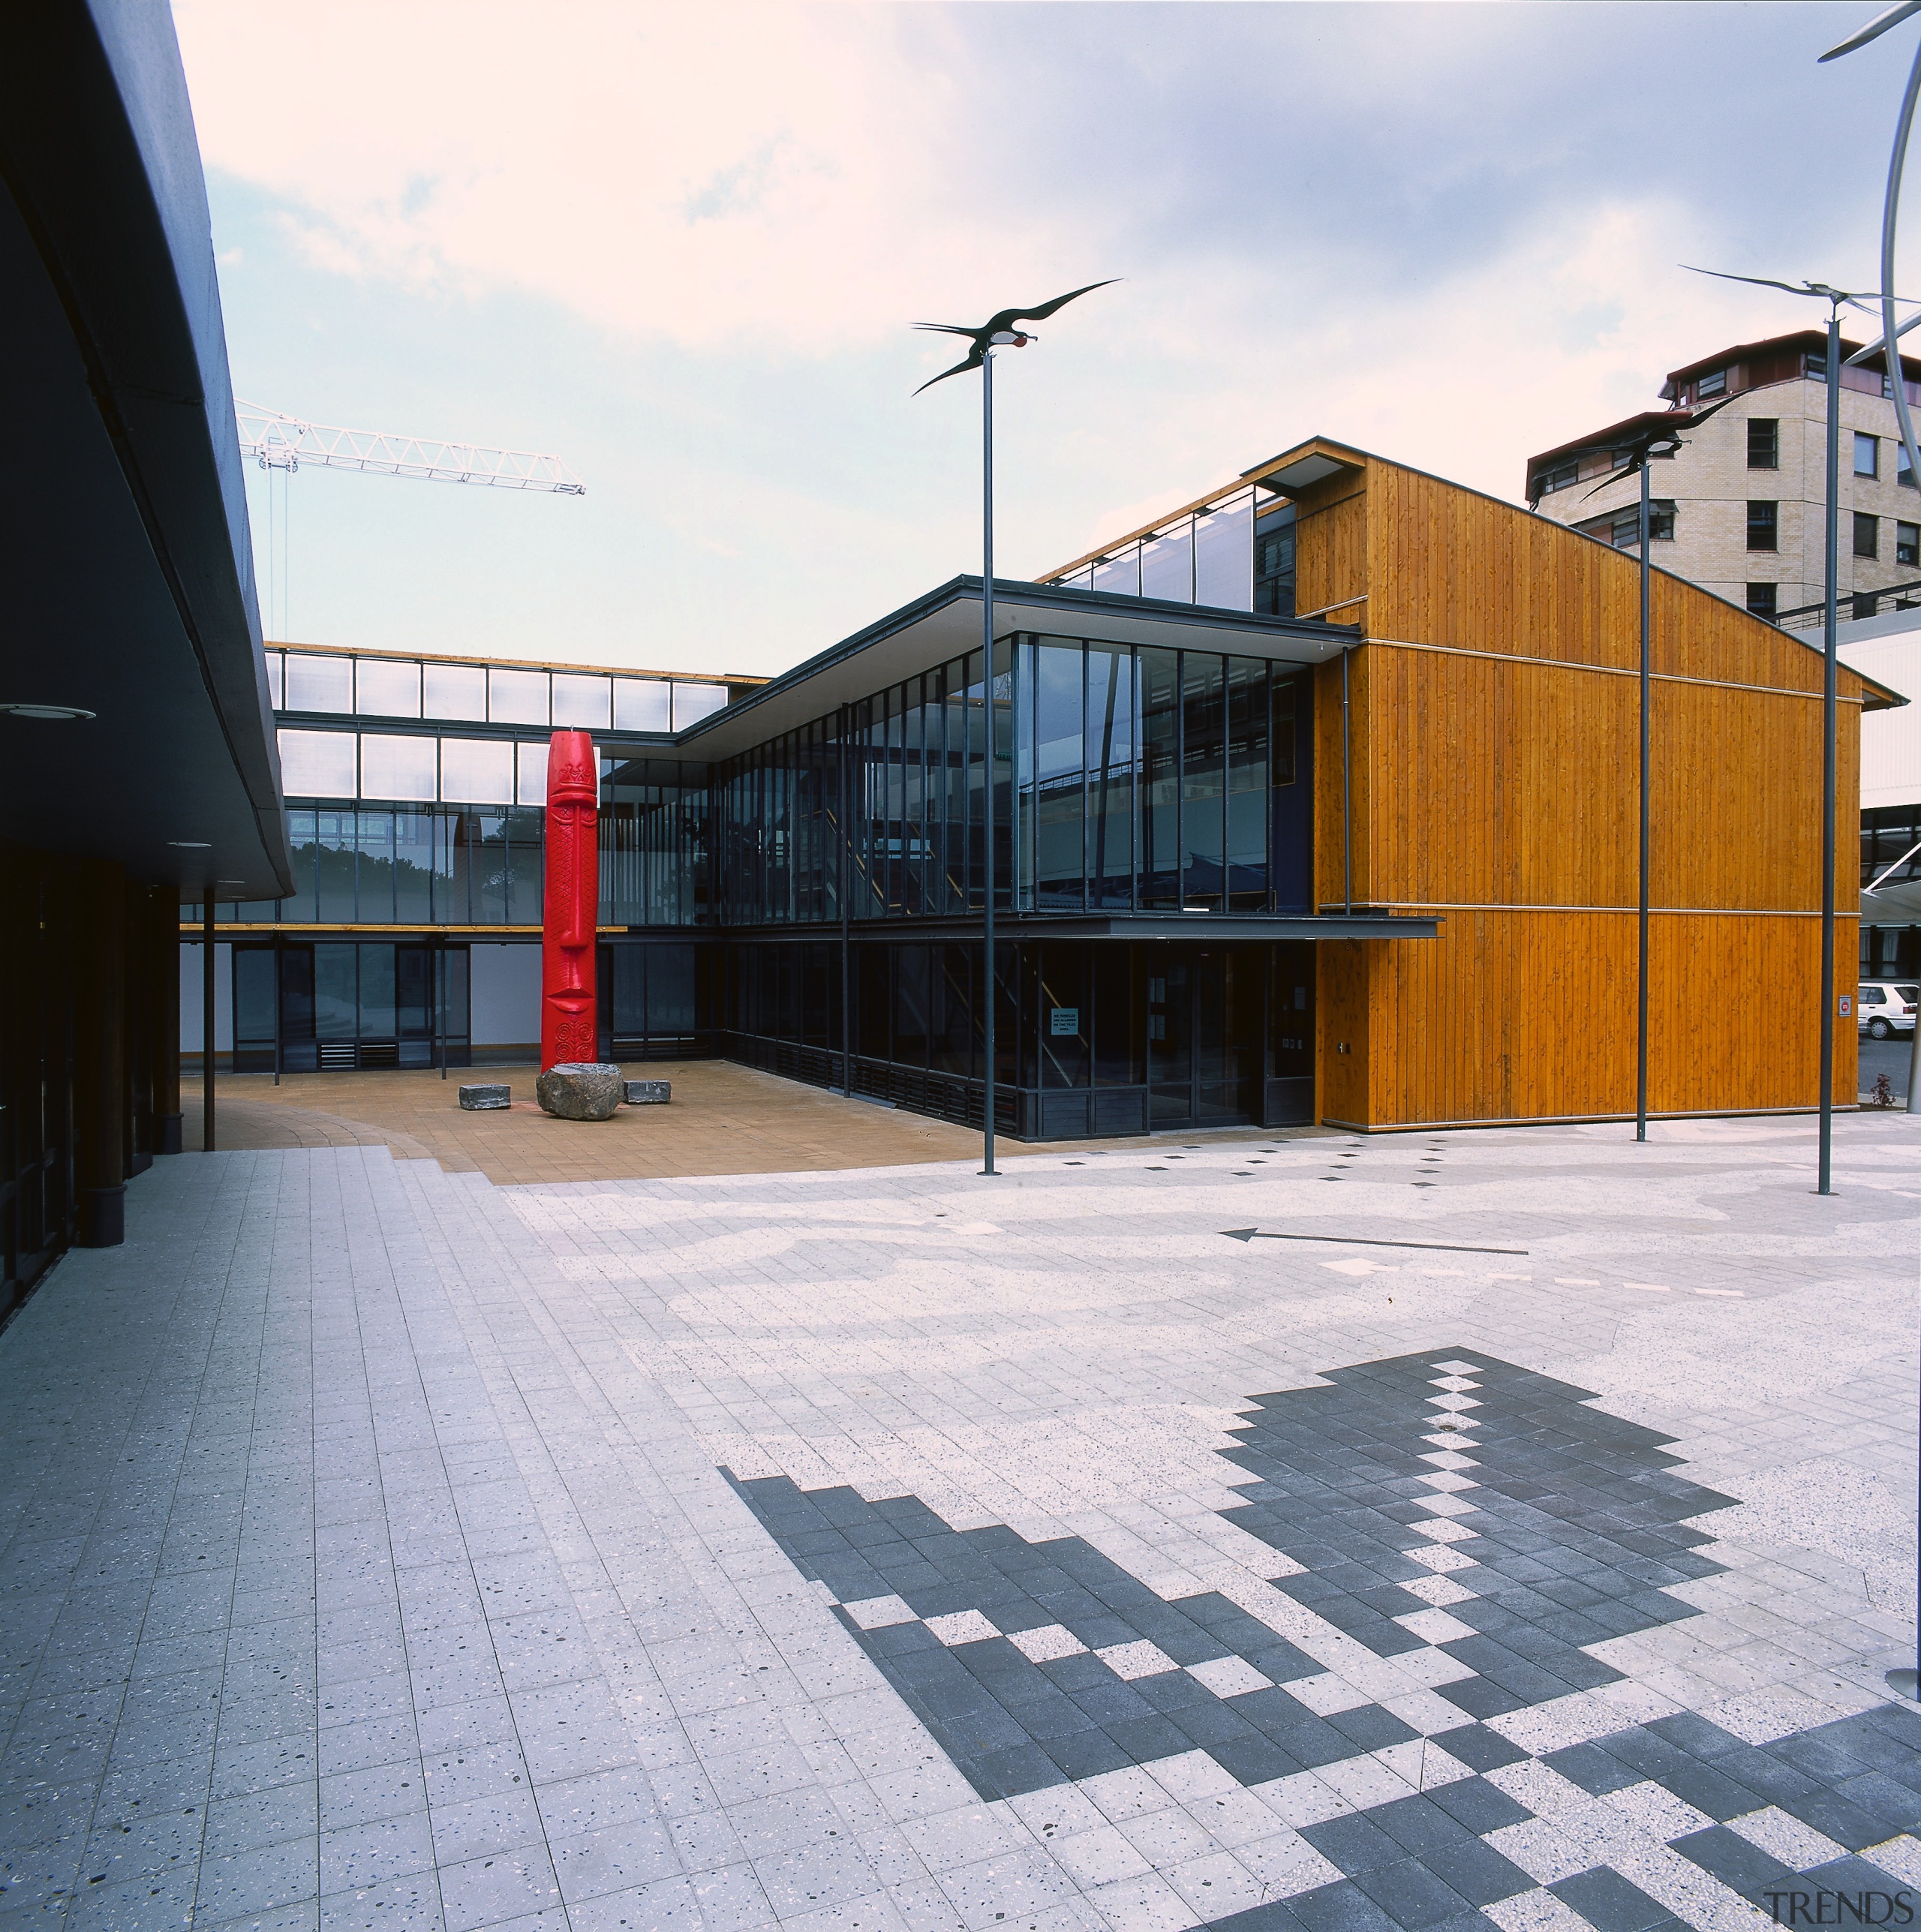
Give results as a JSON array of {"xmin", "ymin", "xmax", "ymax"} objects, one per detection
[
  {"xmin": 727, "ymin": 1350, "xmax": 1921, "ymax": 1932},
  {"xmin": 2, "ymin": 1110, "xmax": 1918, "ymax": 1932}
]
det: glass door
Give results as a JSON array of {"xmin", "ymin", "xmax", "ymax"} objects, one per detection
[{"xmin": 1147, "ymin": 957, "xmax": 1191, "ymax": 1125}]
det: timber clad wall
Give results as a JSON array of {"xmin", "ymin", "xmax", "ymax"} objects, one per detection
[{"xmin": 1291, "ymin": 441, "xmax": 1868, "ymax": 1128}]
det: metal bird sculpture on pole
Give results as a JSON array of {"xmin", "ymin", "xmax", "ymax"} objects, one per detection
[
  {"xmin": 911, "ymin": 276, "xmax": 1116, "ymax": 1177},
  {"xmin": 912, "ymin": 281, "xmax": 1119, "ymax": 393},
  {"xmin": 1681, "ymin": 263, "xmax": 1921, "ymax": 1198}
]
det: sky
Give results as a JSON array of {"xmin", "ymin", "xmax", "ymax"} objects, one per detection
[{"xmin": 173, "ymin": 0, "xmax": 1916, "ymax": 679}]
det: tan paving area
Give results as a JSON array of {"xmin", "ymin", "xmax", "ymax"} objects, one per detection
[{"xmin": 184, "ymin": 1060, "xmax": 1327, "ymax": 1184}]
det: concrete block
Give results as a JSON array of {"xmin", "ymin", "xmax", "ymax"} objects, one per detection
[
  {"xmin": 624, "ymin": 1080, "xmax": 671, "ymax": 1105},
  {"xmin": 458, "ymin": 1083, "xmax": 510, "ymax": 1111}
]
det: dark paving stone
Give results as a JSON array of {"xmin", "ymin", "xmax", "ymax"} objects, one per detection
[
  {"xmin": 1420, "ymin": 1837, "xmax": 1537, "ymax": 1908},
  {"xmin": 1367, "ymin": 1794, "xmax": 1477, "ymax": 1855},
  {"xmin": 1287, "ymin": 1879, "xmax": 1405, "ymax": 1932},
  {"xmin": 1660, "ymin": 1759, "xmax": 1773, "ymax": 1822},
  {"xmin": 1352, "ymin": 1858, "xmax": 1477, "ymax": 1930},
  {"xmin": 1542, "ymin": 1741, "xmax": 1643, "ymax": 1795},
  {"xmin": 1300, "ymin": 1812, "xmax": 1410, "ymax": 1874},
  {"xmin": 1550, "ymin": 1866, "xmax": 1674, "ymax": 1932},
  {"xmin": 1780, "ymin": 1786, "xmax": 1903, "ymax": 1852},
  {"xmin": 1670, "ymin": 1824, "xmax": 1794, "ymax": 1897},
  {"xmin": 1433, "ymin": 1725, "xmax": 1531, "ymax": 1774},
  {"xmin": 1428, "ymin": 1777, "xmax": 1534, "ymax": 1835}
]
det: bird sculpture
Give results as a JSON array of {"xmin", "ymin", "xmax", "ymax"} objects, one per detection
[
  {"xmin": 1568, "ymin": 395, "xmax": 1732, "ymax": 508},
  {"xmin": 912, "ymin": 280, "xmax": 1119, "ymax": 392}
]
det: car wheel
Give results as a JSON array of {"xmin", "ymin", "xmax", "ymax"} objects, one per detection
[{"xmin": 1869, "ymin": 1017, "xmax": 1893, "ymax": 1040}]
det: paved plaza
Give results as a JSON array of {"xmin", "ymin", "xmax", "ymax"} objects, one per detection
[{"xmin": 2, "ymin": 1108, "xmax": 1919, "ymax": 1932}]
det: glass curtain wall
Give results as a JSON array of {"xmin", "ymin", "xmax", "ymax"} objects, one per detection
[
  {"xmin": 1054, "ymin": 488, "xmax": 1259, "ymax": 610},
  {"xmin": 707, "ymin": 636, "xmax": 1310, "ymax": 926}
]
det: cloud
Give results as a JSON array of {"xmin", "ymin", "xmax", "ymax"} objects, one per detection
[{"xmin": 172, "ymin": 2, "xmax": 1920, "ymax": 666}]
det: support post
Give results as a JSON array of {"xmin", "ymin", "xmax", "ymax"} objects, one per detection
[
  {"xmin": 1637, "ymin": 459, "xmax": 1652, "ymax": 1143},
  {"xmin": 1341, "ymin": 649, "xmax": 1353, "ymax": 915},
  {"xmin": 153, "ymin": 887, "xmax": 181, "ymax": 1154},
  {"xmin": 839, "ymin": 704, "xmax": 852, "ymax": 1098},
  {"xmin": 75, "ymin": 859, "xmax": 127, "ymax": 1245},
  {"xmin": 981, "ymin": 347, "xmax": 998, "ymax": 1176},
  {"xmin": 1819, "ymin": 308, "xmax": 1840, "ymax": 1195},
  {"xmin": 201, "ymin": 894, "xmax": 215, "ymax": 1152}
]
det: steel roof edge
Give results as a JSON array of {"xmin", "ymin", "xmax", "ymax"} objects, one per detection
[{"xmin": 669, "ymin": 575, "xmax": 1358, "ymax": 750}]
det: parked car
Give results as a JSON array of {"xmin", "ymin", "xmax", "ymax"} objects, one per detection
[{"xmin": 1858, "ymin": 981, "xmax": 1919, "ymax": 1039}]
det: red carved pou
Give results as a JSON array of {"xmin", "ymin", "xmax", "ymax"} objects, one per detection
[{"xmin": 540, "ymin": 730, "xmax": 599, "ymax": 1068}]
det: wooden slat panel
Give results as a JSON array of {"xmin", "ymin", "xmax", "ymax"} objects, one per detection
[{"xmin": 1293, "ymin": 450, "xmax": 1868, "ymax": 1128}]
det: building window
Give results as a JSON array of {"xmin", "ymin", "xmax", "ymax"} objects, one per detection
[
  {"xmin": 1532, "ymin": 458, "xmax": 1579, "ymax": 498},
  {"xmin": 1856, "ymin": 432, "xmax": 1880, "ymax": 478},
  {"xmin": 1697, "ymin": 368, "xmax": 1727, "ymax": 397},
  {"xmin": 1747, "ymin": 500, "xmax": 1778, "ymax": 551},
  {"xmin": 1853, "ymin": 592, "xmax": 1880, "ymax": 620},
  {"xmin": 1806, "ymin": 351, "xmax": 1829, "ymax": 381},
  {"xmin": 1745, "ymin": 582, "xmax": 1778, "ymax": 619},
  {"xmin": 1901, "ymin": 441, "xmax": 1916, "ymax": 488},
  {"xmin": 1748, "ymin": 419, "xmax": 1778, "ymax": 469},
  {"xmin": 1898, "ymin": 521, "xmax": 1919, "ymax": 566},
  {"xmin": 1855, "ymin": 511, "xmax": 1880, "ymax": 560}
]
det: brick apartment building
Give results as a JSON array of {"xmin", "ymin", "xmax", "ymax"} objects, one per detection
[{"xmin": 1526, "ymin": 329, "xmax": 1921, "ymax": 625}]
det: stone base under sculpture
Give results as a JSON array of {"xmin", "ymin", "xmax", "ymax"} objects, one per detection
[
  {"xmin": 535, "ymin": 1062, "xmax": 624, "ymax": 1121},
  {"xmin": 458, "ymin": 1083, "xmax": 510, "ymax": 1111},
  {"xmin": 624, "ymin": 1080, "xmax": 670, "ymax": 1105}
]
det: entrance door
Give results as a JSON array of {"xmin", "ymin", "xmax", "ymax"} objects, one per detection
[{"xmin": 1147, "ymin": 947, "xmax": 1260, "ymax": 1129}]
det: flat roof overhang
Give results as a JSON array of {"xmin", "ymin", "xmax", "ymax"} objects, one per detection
[
  {"xmin": 676, "ymin": 576, "xmax": 1361, "ymax": 759},
  {"xmin": 659, "ymin": 912, "xmax": 1439, "ymax": 943},
  {"xmin": 0, "ymin": 4, "xmax": 291, "ymax": 899}
]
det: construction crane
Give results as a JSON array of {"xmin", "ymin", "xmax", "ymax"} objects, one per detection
[{"xmin": 233, "ymin": 400, "xmax": 585, "ymax": 637}]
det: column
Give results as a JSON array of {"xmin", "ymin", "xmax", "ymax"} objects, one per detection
[
  {"xmin": 73, "ymin": 857, "xmax": 127, "ymax": 1246},
  {"xmin": 152, "ymin": 886, "xmax": 182, "ymax": 1154}
]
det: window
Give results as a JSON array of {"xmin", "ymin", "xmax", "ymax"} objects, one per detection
[
  {"xmin": 359, "ymin": 734, "xmax": 436, "ymax": 801},
  {"xmin": 551, "ymin": 673, "xmax": 611, "ymax": 729},
  {"xmin": 1697, "ymin": 368, "xmax": 1727, "ymax": 397},
  {"xmin": 354, "ymin": 657, "xmax": 422, "ymax": 718},
  {"xmin": 1806, "ymin": 350, "xmax": 1829, "ymax": 381},
  {"xmin": 487, "ymin": 668, "xmax": 549, "ymax": 726},
  {"xmin": 1898, "ymin": 521, "xmax": 1919, "ymax": 566},
  {"xmin": 438, "ymin": 738, "xmax": 515, "ymax": 805},
  {"xmin": 1855, "ymin": 511, "xmax": 1880, "ymax": 560},
  {"xmin": 1748, "ymin": 419, "xmax": 1778, "ymax": 469},
  {"xmin": 422, "ymin": 662, "xmax": 487, "ymax": 720},
  {"xmin": 1853, "ymin": 592, "xmax": 1880, "ymax": 620},
  {"xmin": 516, "ymin": 742, "xmax": 549, "ymax": 806},
  {"xmin": 284, "ymin": 653, "xmax": 353, "ymax": 713},
  {"xmin": 277, "ymin": 728, "xmax": 356, "ymax": 795},
  {"xmin": 1532, "ymin": 458, "xmax": 1579, "ymax": 497},
  {"xmin": 1747, "ymin": 500, "xmax": 1778, "ymax": 551},
  {"xmin": 673, "ymin": 682, "xmax": 728, "ymax": 729},
  {"xmin": 1901, "ymin": 441, "xmax": 1916, "ymax": 488},
  {"xmin": 1856, "ymin": 432, "xmax": 1880, "ymax": 478},
  {"xmin": 612, "ymin": 678, "xmax": 672, "ymax": 732},
  {"xmin": 1745, "ymin": 582, "xmax": 1778, "ymax": 618}
]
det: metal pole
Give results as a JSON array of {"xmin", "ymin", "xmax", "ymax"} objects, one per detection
[
  {"xmin": 1820, "ymin": 308, "xmax": 1840, "ymax": 1195},
  {"xmin": 1637, "ymin": 460, "xmax": 1652, "ymax": 1142},
  {"xmin": 201, "ymin": 894, "xmax": 215, "ymax": 1152},
  {"xmin": 1341, "ymin": 649, "xmax": 1353, "ymax": 915},
  {"xmin": 840, "ymin": 703, "xmax": 852, "ymax": 1098},
  {"xmin": 982, "ymin": 347, "xmax": 998, "ymax": 1176},
  {"xmin": 1875, "ymin": 36, "xmax": 1921, "ymax": 1707}
]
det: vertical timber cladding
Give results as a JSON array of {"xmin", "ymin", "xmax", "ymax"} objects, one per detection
[{"xmin": 1289, "ymin": 443, "xmax": 1870, "ymax": 1127}]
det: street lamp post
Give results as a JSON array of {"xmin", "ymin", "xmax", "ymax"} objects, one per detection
[{"xmin": 911, "ymin": 280, "xmax": 1116, "ymax": 1177}]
